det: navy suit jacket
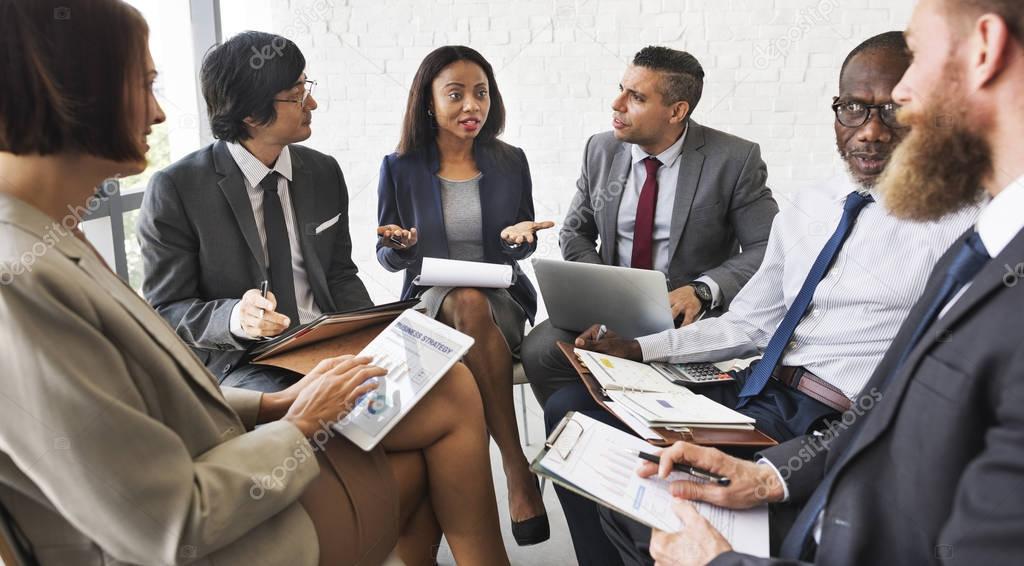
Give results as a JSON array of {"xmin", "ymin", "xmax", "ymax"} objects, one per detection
[{"xmin": 376, "ymin": 141, "xmax": 539, "ymax": 323}]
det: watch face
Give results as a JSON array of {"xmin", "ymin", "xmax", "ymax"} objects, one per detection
[{"xmin": 694, "ymin": 284, "xmax": 711, "ymax": 301}]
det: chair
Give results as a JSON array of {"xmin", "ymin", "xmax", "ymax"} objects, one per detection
[
  {"xmin": 512, "ymin": 362, "xmax": 533, "ymax": 445},
  {"xmin": 0, "ymin": 501, "xmax": 33, "ymax": 566}
]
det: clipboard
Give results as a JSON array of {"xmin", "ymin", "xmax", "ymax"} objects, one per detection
[
  {"xmin": 557, "ymin": 341, "xmax": 777, "ymax": 448},
  {"xmin": 530, "ymin": 412, "xmax": 770, "ymax": 556}
]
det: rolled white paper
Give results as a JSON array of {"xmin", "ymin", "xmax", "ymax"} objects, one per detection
[{"xmin": 412, "ymin": 257, "xmax": 514, "ymax": 288}]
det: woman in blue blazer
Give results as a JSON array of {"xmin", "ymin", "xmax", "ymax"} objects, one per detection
[{"xmin": 376, "ymin": 45, "xmax": 553, "ymax": 545}]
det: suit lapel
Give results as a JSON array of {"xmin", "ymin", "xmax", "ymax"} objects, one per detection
[
  {"xmin": 287, "ymin": 150, "xmax": 334, "ymax": 311},
  {"xmin": 601, "ymin": 145, "xmax": 632, "ymax": 264},
  {"xmin": 422, "ymin": 145, "xmax": 450, "ymax": 259},
  {"xmin": 214, "ymin": 141, "xmax": 266, "ymax": 273},
  {"xmin": 74, "ymin": 250, "xmax": 234, "ymax": 412},
  {"xmin": 667, "ymin": 122, "xmax": 707, "ymax": 264},
  {"xmin": 843, "ymin": 228, "xmax": 1024, "ymax": 463}
]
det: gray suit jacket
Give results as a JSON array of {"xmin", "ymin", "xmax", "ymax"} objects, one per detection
[
  {"xmin": 138, "ymin": 141, "xmax": 372, "ymax": 379},
  {"xmin": 559, "ymin": 122, "xmax": 778, "ymax": 309},
  {"xmin": 715, "ymin": 228, "xmax": 1024, "ymax": 565},
  {"xmin": 0, "ymin": 194, "xmax": 319, "ymax": 565}
]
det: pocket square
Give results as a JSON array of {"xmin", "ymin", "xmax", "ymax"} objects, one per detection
[{"xmin": 314, "ymin": 214, "xmax": 341, "ymax": 235}]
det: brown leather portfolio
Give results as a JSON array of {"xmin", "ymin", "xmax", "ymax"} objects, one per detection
[
  {"xmin": 556, "ymin": 341, "xmax": 777, "ymax": 448},
  {"xmin": 252, "ymin": 321, "xmax": 392, "ymax": 375}
]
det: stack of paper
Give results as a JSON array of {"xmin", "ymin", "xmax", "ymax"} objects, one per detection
[
  {"xmin": 576, "ymin": 349, "xmax": 681, "ymax": 393},
  {"xmin": 607, "ymin": 390, "xmax": 755, "ymax": 430},
  {"xmin": 575, "ymin": 349, "xmax": 755, "ymax": 430}
]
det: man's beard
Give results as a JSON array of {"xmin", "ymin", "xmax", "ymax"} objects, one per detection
[{"xmin": 878, "ymin": 69, "xmax": 990, "ymax": 221}]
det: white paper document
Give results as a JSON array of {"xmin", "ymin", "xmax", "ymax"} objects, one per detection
[
  {"xmin": 607, "ymin": 390, "xmax": 756, "ymax": 428},
  {"xmin": 331, "ymin": 310, "xmax": 474, "ymax": 450},
  {"xmin": 533, "ymin": 412, "xmax": 769, "ymax": 557},
  {"xmin": 575, "ymin": 349, "xmax": 682, "ymax": 393},
  {"xmin": 412, "ymin": 257, "xmax": 514, "ymax": 288}
]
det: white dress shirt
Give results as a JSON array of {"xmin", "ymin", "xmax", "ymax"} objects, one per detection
[
  {"xmin": 940, "ymin": 174, "xmax": 1024, "ymax": 317},
  {"xmin": 226, "ymin": 142, "xmax": 321, "ymax": 338},
  {"xmin": 614, "ymin": 128, "xmax": 722, "ymax": 306},
  {"xmin": 798, "ymin": 176, "xmax": 1024, "ymax": 544},
  {"xmin": 636, "ymin": 174, "xmax": 980, "ymax": 400}
]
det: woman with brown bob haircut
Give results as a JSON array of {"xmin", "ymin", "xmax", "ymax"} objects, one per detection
[{"xmin": 0, "ymin": 1, "xmax": 509, "ymax": 565}]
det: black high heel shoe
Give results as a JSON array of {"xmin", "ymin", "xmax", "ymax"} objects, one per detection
[{"xmin": 511, "ymin": 476, "xmax": 550, "ymax": 546}]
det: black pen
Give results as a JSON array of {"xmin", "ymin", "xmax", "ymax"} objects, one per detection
[
  {"xmin": 258, "ymin": 280, "xmax": 269, "ymax": 318},
  {"xmin": 631, "ymin": 450, "xmax": 731, "ymax": 486}
]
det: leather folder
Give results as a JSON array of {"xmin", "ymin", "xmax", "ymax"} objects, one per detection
[
  {"xmin": 557, "ymin": 341, "xmax": 777, "ymax": 448},
  {"xmin": 250, "ymin": 299, "xmax": 421, "ymax": 375}
]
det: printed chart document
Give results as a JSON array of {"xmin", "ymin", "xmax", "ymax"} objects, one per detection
[
  {"xmin": 532, "ymin": 412, "xmax": 769, "ymax": 557},
  {"xmin": 412, "ymin": 257, "xmax": 514, "ymax": 288},
  {"xmin": 576, "ymin": 349, "xmax": 682, "ymax": 393},
  {"xmin": 332, "ymin": 310, "xmax": 473, "ymax": 451}
]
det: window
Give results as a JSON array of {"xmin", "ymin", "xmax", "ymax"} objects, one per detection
[{"xmin": 80, "ymin": 0, "xmax": 217, "ymax": 291}]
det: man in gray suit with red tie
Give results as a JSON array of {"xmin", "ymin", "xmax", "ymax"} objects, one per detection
[
  {"xmin": 600, "ymin": 1, "xmax": 1024, "ymax": 564},
  {"xmin": 522, "ymin": 46, "xmax": 779, "ymax": 406},
  {"xmin": 139, "ymin": 32, "xmax": 372, "ymax": 392}
]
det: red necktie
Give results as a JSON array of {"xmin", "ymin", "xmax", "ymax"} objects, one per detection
[{"xmin": 630, "ymin": 157, "xmax": 662, "ymax": 270}]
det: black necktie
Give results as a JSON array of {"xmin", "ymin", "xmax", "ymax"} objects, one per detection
[
  {"xmin": 259, "ymin": 171, "xmax": 299, "ymax": 327},
  {"xmin": 779, "ymin": 231, "xmax": 991, "ymax": 560}
]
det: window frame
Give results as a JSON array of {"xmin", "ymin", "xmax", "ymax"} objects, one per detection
[{"xmin": 84, "ymin": 0, "xmax": 221, "ymax": 281}]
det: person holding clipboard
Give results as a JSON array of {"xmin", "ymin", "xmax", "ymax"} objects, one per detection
[{"xmin": 375, "ymin": 45, "xmax": 554, "ymax": 545}]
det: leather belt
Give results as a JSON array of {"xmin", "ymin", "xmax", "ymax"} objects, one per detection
[{"xmin": 771, "ymin": 365, "xmax": 852, "ymax": 413}]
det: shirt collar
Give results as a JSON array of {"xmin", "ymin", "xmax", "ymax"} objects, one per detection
[
  {"xmin": 823, "ymin": 173, "xmax": 873, "ymax": 199},
  {"xmin": 977, "ymin": 175, "xmax": 1024, "ymax": 258},
  {"xmin": 226, "ymin": 141, "xmax": 293, "ymax": 187},
  {"xmin": 630, "ymin": 124, "xmax": 688, "ymax": 169}
]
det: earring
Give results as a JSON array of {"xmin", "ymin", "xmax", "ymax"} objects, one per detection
[{"xmin": 427, "ymin": 108, "xmax": 434, "ymax": 117}]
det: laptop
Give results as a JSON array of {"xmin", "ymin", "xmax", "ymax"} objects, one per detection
[{"xmin": 532, "ymin": 258, "xmax": 675, "ymax": 339}]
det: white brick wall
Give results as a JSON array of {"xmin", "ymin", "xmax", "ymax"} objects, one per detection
[{"xmin": 221, "ymin": 0, "xmax": 916, "ymax": 306}]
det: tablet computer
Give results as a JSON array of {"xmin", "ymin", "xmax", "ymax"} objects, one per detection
[{"xmin": 332, "ymin": 310, "xmax": 474, "ymax": 451}]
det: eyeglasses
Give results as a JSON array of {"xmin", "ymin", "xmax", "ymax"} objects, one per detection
[
  {"xmin": 274, "ymin": 79, "xmax": 317, "ymax": 108},
  {"xmin": 831, "ymin": 100, "xmax": 906, "ymax": 129}
]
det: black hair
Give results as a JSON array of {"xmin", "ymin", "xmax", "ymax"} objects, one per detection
[
  {"xmin": 840, "ymin": 31, "xmax": 909, "ymax": 81},
  {"xmin": 201, "ymin": 31, "xmax": 306, "ymax": 142},
  {"xmin": 398, "ymin": 45, "xmax": 506, "ymax": 156},
  {"xmin": 632, "ymin": 46, "xmax": 705, "ymax": 117}
]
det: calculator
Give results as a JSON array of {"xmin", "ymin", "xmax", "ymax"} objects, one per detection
[{"xmin": 650, "ymin": 361, "xmax": 734, "ymax": 385}]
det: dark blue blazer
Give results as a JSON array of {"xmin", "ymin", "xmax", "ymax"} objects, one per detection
[{"xmin": 376, "ymin": 141, "xmax": 539, "ymax": 323}]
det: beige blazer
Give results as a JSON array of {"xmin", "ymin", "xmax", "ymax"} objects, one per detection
[{"xmin": 0, "ymin": 193, "xmax": 320, "ymax": 565}]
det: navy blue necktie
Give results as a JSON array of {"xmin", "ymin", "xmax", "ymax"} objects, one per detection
[
  {"xmin": 891, "ymin": 231, "xmax": 989, "ymax": 372},
  {"xmin": 737, "ymin": 191, "xmax": 874, "ymax": 405},
  {"xmin": 778, "ymin": 231, "xmax": 990, "ymax": 560}
]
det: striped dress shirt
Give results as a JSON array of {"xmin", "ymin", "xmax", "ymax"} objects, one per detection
[
  {"xmin": 635, "ymin": 174, "xmax": 980, "ymax": 400},
  {"xmin": 226, "ymin": 142, "xmax": 321, "ymax": 331}
]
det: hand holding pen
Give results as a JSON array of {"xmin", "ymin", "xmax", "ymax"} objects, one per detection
[
  {"xmin": 635, "ymin": 441, "xmax": 787, "ymax": 509},
  {"xmin": 573, "ymin": 323, "xmax": 644, "ymax": 362},
  {"xmin": 238, "ymin": 284, "xmax": 290, "ymax": 339}
]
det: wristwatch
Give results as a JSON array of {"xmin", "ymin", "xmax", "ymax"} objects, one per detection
[{"xmin": 688, "ymin": 281, "xmax": 714, "ymax": 315}]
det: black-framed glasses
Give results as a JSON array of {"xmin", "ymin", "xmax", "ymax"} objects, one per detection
[
  {"xmin": 831, "ymin": 99, "xmax": 906, "ymax": 129},
  {"xmin": 274, "ymin": 79, "xmax": 317, "ymax": 108}
]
